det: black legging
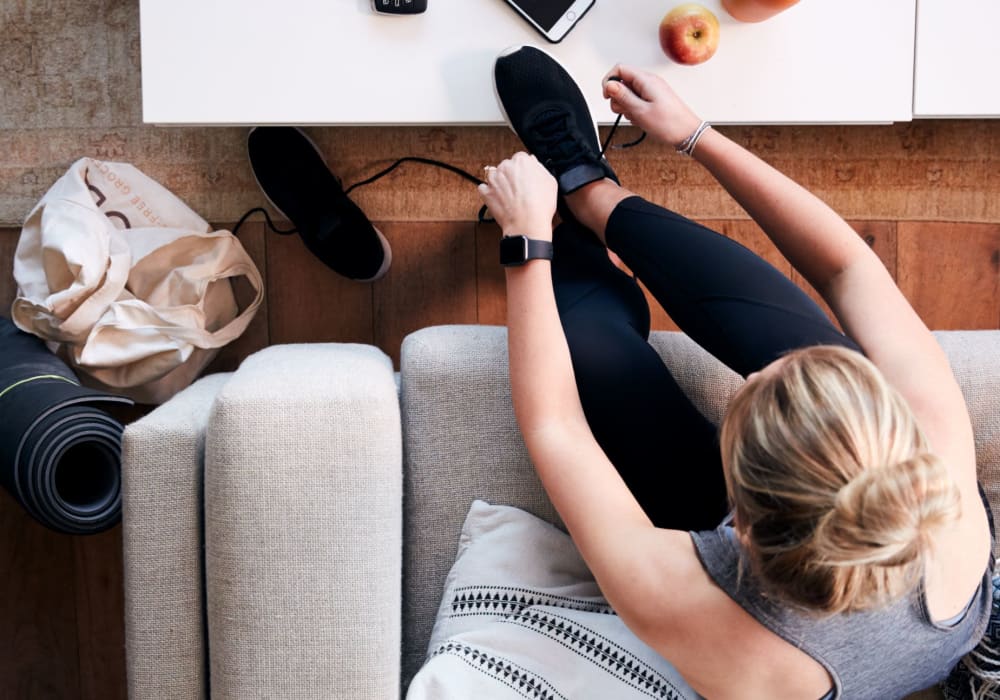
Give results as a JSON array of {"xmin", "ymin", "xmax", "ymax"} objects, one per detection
[{"xmin": 552, "ymin": 196, "xmax": 861, "ymax": 532}]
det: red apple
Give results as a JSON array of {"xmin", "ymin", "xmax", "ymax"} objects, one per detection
[{"xmin": 659, "ymin": 3, "xmax": 720, "ymax": 65}]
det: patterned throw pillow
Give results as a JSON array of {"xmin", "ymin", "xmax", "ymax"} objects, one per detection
[
  {"xmin": 942, "ymin": 575, "xmax": 1000, "ymax": 700},
  {"xmin": 406, "ymin": 500, "xmax": 700, "ymax": 700}
]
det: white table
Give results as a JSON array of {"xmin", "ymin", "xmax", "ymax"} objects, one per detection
[
  {"xmin": 140, "ymin": 0, "xmax": 916, "ymax": 125},
  {"xmin": 914, "ymin": 0, "xmax": 1000, "ymax": 118}
]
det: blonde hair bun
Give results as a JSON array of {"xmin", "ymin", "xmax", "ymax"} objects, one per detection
[
  {"xmin": 721, "ymin": 345, "xmax": 962, "ymax": 614},
  {"xmin": 817, "ymin": 453, "xmax": 960, "ymax": 571}
]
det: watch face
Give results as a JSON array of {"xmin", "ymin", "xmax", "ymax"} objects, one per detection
[{"xmin": 499, "ymin": 236, "xmax": 529, "ymax": 266}]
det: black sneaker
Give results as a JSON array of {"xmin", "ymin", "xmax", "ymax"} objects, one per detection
[
  {"xmin": 493, "ymin": 46, "xmax": 618, "ymax": 195},
  {"xmin": 247, "ymin": 127, "xmax": 391, "ymax": 282}
]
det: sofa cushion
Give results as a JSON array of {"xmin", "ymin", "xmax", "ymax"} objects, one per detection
[
  {"xmin": 407, "ymin": 500, "xmax": 699, "ymax": 700},
  {"xmin": 122, "ymin": 372, "xmax": 231, "ymax": 700},
  {"xmin": 934, "ymin": 332, "xmax": 1000, "ymax": 539},
  {"xmin": 400, "ymin": 326, "xmax": 553, "ymax": 686},
  {"xmin": 205, "ymin": 344, "xmax": 402, "ymax": 700}
]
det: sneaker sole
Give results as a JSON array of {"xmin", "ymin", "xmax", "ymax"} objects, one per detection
[
  {"xmin": 246, "ymin": 126, "xmax": 392, "ymax": 283},
  {"xmin": 492, "ymin": 45, "xmax": 602, "ymax": 163}
]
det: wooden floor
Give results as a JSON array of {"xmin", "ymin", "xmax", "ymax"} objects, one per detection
[{"xmin": 0, "ymin": 210, "xmax": 998, "ymax": 698}]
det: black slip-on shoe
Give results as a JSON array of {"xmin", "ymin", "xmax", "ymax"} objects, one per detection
[
  {"xmin": 247, "ymin": 126, "xmax": 391, "ymax": 282},
  {"xmin": 493, "ymin": 45, "xmax": 618, "ymax": 195}
]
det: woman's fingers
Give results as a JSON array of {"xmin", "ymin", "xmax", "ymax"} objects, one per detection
[
  {"xmin": 480, "ymin": 153, "xmax": 552, "ymax": 201},
  {"xmin": 605, "ymin": 80, "xmax": 643, "ymax": 112},
  {"xmin": 602, "ymin": 63, "xmax": 625, "ymax": 86},
  {"xmin": 478, "ymin": 152, "xmax": 557, "ymax": 237},
  {"xmin": 603, "ymin": 64, "xmax": 646, "ymax": 96}
]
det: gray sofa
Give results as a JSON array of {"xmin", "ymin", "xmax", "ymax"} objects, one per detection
[{"xmin": 122, "ymin": 325, "xmax": 1000, "ymax": 699}]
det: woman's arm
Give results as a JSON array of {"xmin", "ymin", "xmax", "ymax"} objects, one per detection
[
  {"xmin": 604, "ymin": 67, "xmax": 981, "ymax": 492},
  {"xmin": 605, "ymin": 68, "xmax": 990, "ymax": 596},
  {"xmin": 688, "ymin": 129, "xmax": 969, "ymax": 445},
  {"xmin": 604, "ymin": 65, "xmax": 870, "ymax": 298},
  {"xmin": 478, "ymin": 154, "xmax": 697, "ymax": 634},
  {"xmin": 691, "ymin": 127, "xmax": 990, "ymax": 608}
]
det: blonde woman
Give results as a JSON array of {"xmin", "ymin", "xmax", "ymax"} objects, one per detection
[{"xmin": 479, "ymin": 47, "xmax": 993, "ymax": 699}]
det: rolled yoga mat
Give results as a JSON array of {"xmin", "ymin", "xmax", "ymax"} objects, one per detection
[{"xmin": 0, "ymin": 317, "xmax": 133, "ymax": 534}]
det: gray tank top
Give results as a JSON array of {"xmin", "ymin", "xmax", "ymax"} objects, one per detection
[{"xmin": 690, "ymin": 524, "xmax": 992, "ymax": 700}]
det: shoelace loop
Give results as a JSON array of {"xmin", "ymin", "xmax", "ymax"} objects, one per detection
[{"xmin": 601, "ymin": 113, "xmax": 647, "ymax": 157}]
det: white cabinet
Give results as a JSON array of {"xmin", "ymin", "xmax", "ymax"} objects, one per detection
[
  {"xmin": 140, "ymin": 0, "xmax": 916, "ymax": 125},
  {"xmin": 914, "ymin": 0, "xmax": 1000, "ymax": 118}
]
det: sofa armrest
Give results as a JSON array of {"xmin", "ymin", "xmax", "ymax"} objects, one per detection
[
  {"xmin": 204, "ymin": 344, "xmax": 402, "ymax": 700},
  {"xmin": 122, "ymin": 373, "xmax": 232, "ymax": 700}
]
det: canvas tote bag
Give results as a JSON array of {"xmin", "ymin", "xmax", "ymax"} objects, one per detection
[{"xmin": 11, "ymin": 158, "xmax": 263, "ymax": 404}]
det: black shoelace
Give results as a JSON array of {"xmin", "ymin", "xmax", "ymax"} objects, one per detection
[
  {"xmin": 602, "ymin": 113, "xmax": 647, "ymax": 154},
  {"xmin": 232, "ymin": 118, "xmax": 644, "ymax": 238}
]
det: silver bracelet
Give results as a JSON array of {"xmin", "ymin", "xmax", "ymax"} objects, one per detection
[{"xmin": 676, "ymin": 121, "xmax": 712, "ymax": 157}]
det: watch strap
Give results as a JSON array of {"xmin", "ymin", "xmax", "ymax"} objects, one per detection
[{"xmin": 524, "ymin": 238, "xmax": 553, "ymax": 262}]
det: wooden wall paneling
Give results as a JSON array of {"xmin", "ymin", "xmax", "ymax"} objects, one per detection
[
  {"xmin": 0, "ymin": 492, "xmax": 81, "ymax": 699},
  {"xmin": 373, "ymin": 221, "xmax": 479, "ymax": 367},
  {"xmin": 204, "ymin": 221, "xmax": 270, "ymax": 374},
  {"xmin": 858, "ymin": 220, "xmax": 899, "ymax": 279},
  {"xmin": 74, "ymin": 529, "xmax": 126, "ymax": 700},
  {"xmin": 318, "ymin": 126, "xmax": 518, "ymax": 225},
  {"xmin": 898, "ymin": 222, "xmax": 1000, "ymax": 330},
  {"xmin": 789, "ymin": 221, "xmax": 899, "ymax": 330},
  {"xmin": 265, "ymin": 226, "xmax": 375, "ymax": 346},
  {"xmin": 474, "ymin": 222, "xmax": 507, "ymax": 326},
  {"xmin": 8, "ymin": 123, "xmax": 1000, "ymax": 229},
  {"xmin": 1, "ymin": 227, "xmax": 19, "ymax": 312}
]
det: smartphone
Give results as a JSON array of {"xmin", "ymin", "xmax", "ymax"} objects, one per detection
[{"xmin": 503, "ymin": 0, "xmax": 596, "ymax": 43}]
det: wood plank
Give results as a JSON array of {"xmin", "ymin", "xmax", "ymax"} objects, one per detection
[
  {"xmin": 0, "ymin": 227, "xmax": 19, "ymax": 313},
  {"xmin": 898, "ymin": 222, "xmax": 1000, "ymax": 330},
  {"xmin": 790, "ymin": 221, "xmax": 898, "ymax": 330},
  {"xmin": 265, "ymin": 225, "xmax": 374, "ymax": 346},
  {"xmin": 74, "ymin": 528, "xmax": 126, "ymax": 700},
  {"xmin": 475, "ymin": 222, "xmax": 507, "ymax": 327},
  {"xmin": 373, "ymin": 221, "xmax": 478, "ymax": 367},
  {"xmin": 0, "ymin": 491, "xmax": 81, "ymax": 699},
  {"xmin": 204, "ymin": 221, "xmax": 270, "ymax": 374},
  {"xmin": 859, "ymin": 220, "xmax": 899, "ymax": 280}
]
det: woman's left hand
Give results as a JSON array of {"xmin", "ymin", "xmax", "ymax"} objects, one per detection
[{"xmin": 478, "ymin": 152, "xmax": 558, "ymax": 241}]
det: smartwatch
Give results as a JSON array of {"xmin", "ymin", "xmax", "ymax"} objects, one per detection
[{"xmin": 499, "ymin": 235, "xmax": 554, "ymax": 267}]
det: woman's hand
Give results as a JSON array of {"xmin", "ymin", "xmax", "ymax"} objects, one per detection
[
  {"xmin": 603, "ymin": 64, "xmax": 702, "ymax": 149},
  {"xmin": 477, "ymin": 152, "xmax": 558, "ymax": 241}
]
